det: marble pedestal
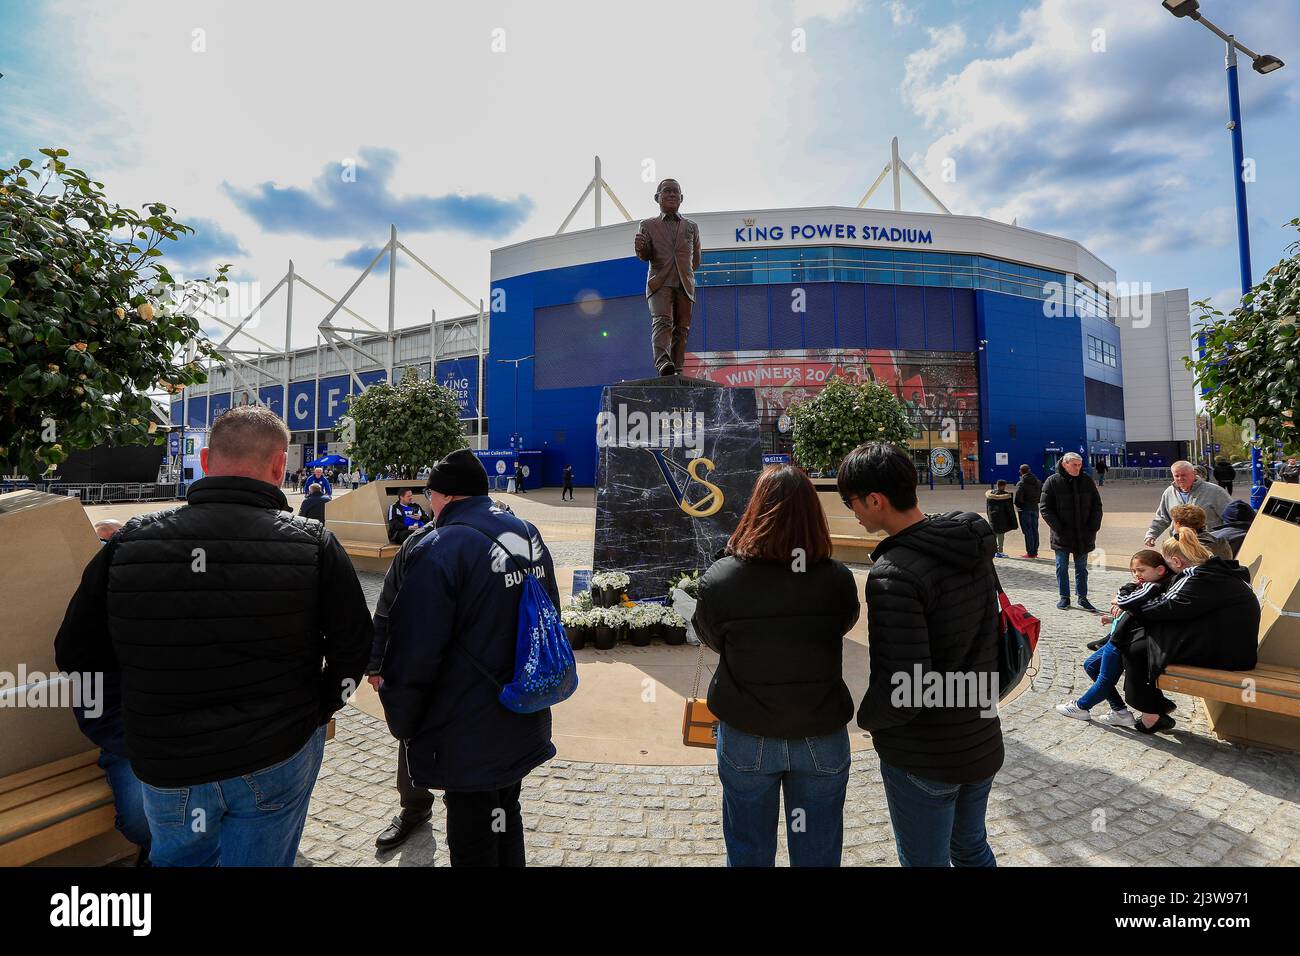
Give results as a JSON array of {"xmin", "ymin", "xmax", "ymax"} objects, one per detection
[{"xmin": 594, "ymin": 376, "xmax": 762, "ymax": 599}]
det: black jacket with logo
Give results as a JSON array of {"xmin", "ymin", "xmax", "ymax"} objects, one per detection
[
  {"xmin": 858, "ymin": 512, "xmax": 1004, "ymax": 784},
  {"xmin": 54, "ymin": 477, "xmax": 373, "ymax": 787}
]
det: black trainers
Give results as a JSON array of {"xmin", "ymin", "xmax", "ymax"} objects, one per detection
[
  {"xmin": 1135, "ymin": 714, "xmax": 1176, "ymax": 735},
  {"xmin": 375, "ymin": 811, "xmax": 432, "ymax": 851},
  {"xmin": 1077, "ymin": 597, "xmax": 1099, "ymax": 613}
]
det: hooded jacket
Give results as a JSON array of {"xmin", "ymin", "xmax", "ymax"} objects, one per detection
[
  {"xmin": 1213, "ymin": 461, "xmax": 1236, "ymax": 483},
  {"xmin": 858, "ymin": 512, "xmax": 1004, "ymax": 784},
  {"xmin": 1012, "ymin": 472, "xmax": 1042, "ymax": 512},
  {"xmin": 984, "ymin": 489, "xmax": 1017, "ymax": 534},
  {"xmin": 1209, "ymin": 500, "xmax": 1256, "ymax": 558},
  {"xmin": 1117, "ymin": 556, "xmax": 1259, "ymax": 676},
  {"xmin": 378, "ymin": 495, "xmax": 560, "ymax": 792},
  {"xmin": 1039, "ymin": 464, "xmax": 1103, "ymax": 554}
]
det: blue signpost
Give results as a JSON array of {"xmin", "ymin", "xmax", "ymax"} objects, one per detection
[{"xmin": 1162, "ymin": 1, "xmax": 1285, "ymax": 509}]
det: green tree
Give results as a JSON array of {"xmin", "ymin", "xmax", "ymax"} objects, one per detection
[
  {"xmin": 790, "ymin": 375, "xmax": 915, "ymax": 473},
  {"xmin": 0, "ymin": 148, "xmax": 226, "ymax": 479},
  {"xmin": 341, "ymin": 367, "xmax": 467, "ymax": 479},
  {"xmin": 1188, "ymin": 218, "xmax": 1300, "ymax": 456}
]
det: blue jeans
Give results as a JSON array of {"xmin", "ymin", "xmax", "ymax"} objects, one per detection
[
  {"xmin": 1076, "ymin": 639, "xmax": 1126, "ymax": 711},
  {"xmin": 879, "ymin": 760, "xmax": 996, "ymax": 867},
  {"xmin": 98, "ymin": 750, "xmax": 150, "ymax": 850},
  {"xmin": 1018, "ymin": 510, "xmax": 1039, "ymax": 556},
  {"xmin": 1055, "ymin": 550, "xmax": 1089, "ymax": 599},
  {"xmin": 142, "ymin": 725, "xmax": 326, "ymax": 867},
  {"xmin": 717, "ymin": 722, "xmax": 850, "ymax": 867}
]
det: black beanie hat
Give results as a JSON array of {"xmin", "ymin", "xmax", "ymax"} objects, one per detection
[{"xmin": 426, "ymin": 447, "xmax": 488, "ymax": 497}]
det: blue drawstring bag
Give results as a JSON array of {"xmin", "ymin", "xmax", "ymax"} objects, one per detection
[{"xmin": 450, "ymin": 524, "xmax": 578, "ymax": 713}]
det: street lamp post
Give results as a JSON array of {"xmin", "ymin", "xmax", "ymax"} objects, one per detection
[
  {"xmin": 1162, "ymin": 0, "xmax": 1284, "ymax": 510},
  {"xmin": 496, "ymin": 355, "xmax": 534, "ymax": 480}
]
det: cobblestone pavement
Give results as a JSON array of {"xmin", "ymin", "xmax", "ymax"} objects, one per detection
[{"xmin": 296, "ymin": 558, "xmax": 1300, "ymax": 867}]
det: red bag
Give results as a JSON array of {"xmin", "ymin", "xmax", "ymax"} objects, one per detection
[{"xmin": 992, "ymin": 569, "xmax": 1039, "ymax": 699}]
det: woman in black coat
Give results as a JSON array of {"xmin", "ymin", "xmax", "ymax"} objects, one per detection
[
  {"xmin": 1116, "ymin": 532, "xmax": 1259, "ymax": 734},
  {"xmin": 692, "ymin": 464, "xmax": 860, "ymax": 867}
]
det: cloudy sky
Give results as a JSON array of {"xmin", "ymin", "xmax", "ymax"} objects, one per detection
[{"xmin": 3, "ymin": 0, "xmax": 1297, "ymax": 349}]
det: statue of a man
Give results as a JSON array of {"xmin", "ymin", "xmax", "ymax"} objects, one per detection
[{"xmin": 634, "ymin": 179, "xmax": 701, "ymax": 376}]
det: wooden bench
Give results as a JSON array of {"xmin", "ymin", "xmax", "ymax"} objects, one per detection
[
  {"xmin": 338, "ymin": 540, "xmax": 400, "ymax": 573},
  {"xmin": 1158, "ymin": 664, "xmax": 1300, "ymax": 719},
  {"xmin": 0, "ymin": 750, "xmax": 117, "ymax": 867},
  {"xmin": 0, "ymin": 720, "xmax": 337, "ymax": 866}
]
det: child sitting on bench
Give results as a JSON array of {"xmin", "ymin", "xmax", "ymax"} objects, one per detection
[{"xmin": 1056, "ymin": 549, "xmax": 1174, "ymax": 728}]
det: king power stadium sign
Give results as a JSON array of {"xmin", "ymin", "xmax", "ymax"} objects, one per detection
[{"xmin": 734, "ymin": 221, "xmax": 934, "ymax": 245}]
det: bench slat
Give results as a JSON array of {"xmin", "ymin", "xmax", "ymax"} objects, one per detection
[
  {"xmin": 0, "ymin": 780, "xmax": 114, "ymax": 843},
  {"xmin": 0, "ymin": 765, "xmax": 106, "ymax": 815},
  {"xmin": 0, "ymin": 750, "xmax": 99, "ymax": 797},
  {"xmin": 1160, "ymin": 667, "xmax": 1300, "ymax": 696},
  {"xmin": 1157, "ymin": 674, "xmax": 1300, "ymax": 718},
  {"xmin": 0, "ymin": 804, "xmax": 117, "ymax": 867}
]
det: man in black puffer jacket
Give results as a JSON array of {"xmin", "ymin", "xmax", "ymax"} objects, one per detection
[
  {"xmin": 1039, "ymin": 452, "xmax": 1103, "ymax": 611},
  {"xmin": 838, "ymin": 443, "xmax": 1003, "ymax": 867},
  {"xmin": 55, "ymin": 406, "xmax": 373, "ymax": 867}
]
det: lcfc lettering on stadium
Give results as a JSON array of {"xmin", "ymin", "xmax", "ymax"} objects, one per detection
[{"xmin": 735, "ymin": 222, "xmax": 934, "ymax": 244}]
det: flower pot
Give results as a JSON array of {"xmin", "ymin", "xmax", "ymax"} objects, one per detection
[
  {"xmin": 592, "ymin": 625, "xmax": 616, "ymax": 650},
  {"xmin": 567, "ymin": 626, "xmax": 588, "ymax": 650},
  {"xmin": 595, "ymin": 586, "xmax": 620, "ymax": 608},
  {"xmin": 611, "ymin": 623, "xmax": 629, "ymax": 645},
  {"xmin": 629, "ymin": 625, "xmax": 652, "ymax": 647},
  {"xmin": 664, "ymin": 625, "xmax": 688, "ymax": 646},
  {"xmin": 650, "ymin": 622, "xmax": 667, "ymax": 643}
]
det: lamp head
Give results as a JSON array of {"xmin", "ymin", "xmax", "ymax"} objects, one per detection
[
  {"xmin": 1162, "ymin": 0, "xmax": 1201, "ymax": 18},
  {"xmin": 1253, "ymin": 54, "xmax": 1284, "ymax": 74}
]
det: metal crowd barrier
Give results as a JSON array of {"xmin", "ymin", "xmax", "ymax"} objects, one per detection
[{"xmin": 20, "ymin": 482, "xmax": 185, "ymax": 503}]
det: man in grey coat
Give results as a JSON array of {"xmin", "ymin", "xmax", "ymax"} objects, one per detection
[{"xmin": 1144, "ymin": 460, "xmax": 1233, "ymax": 547}]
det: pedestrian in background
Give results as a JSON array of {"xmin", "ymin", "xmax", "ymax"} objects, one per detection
[
  {"xmin": 1143, "ymin": 460, "xmax": 1231, "ymax": 547},
  {"xmin": 1040, "ymin": 452, "xmax": 1103, "ymax": 611},
  {"xmin": 984, "ymin": 479, "xmax": 1017, "ymax": 558},
  {"xmin": 1013, "ymin": 464, "xmax": 1042, "ymax": 559},
  {"xmin": 1212, "ymin": 458, "xmax": 1236, "ymax": 496}
]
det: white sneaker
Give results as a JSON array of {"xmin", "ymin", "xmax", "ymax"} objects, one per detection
[
  {"xmin": 1097, "ymin": 708, "xmax": 1136, "ymax": 728},
  {"xmin": 1055, "ymin": 701, "xmax": 1092, "ymax": 721}
]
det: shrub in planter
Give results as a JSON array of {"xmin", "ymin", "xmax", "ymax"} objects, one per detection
[
  {"xmin": 561, "ymin": 607, "xmax": 589, "ymax": 650},
  {"xmin": 663, "ymin": 607, "xmax": 688, "ymax": 645},
  {"xmin": 591, "ymin": 571, "xmax": 630, "ymax": 608},
  {"xmin": 590, "ymin": 608, "xmax": 616, "ymax": 650},
  {"xmin": 607, "ymin": 605, "xmax": 630, "ymax": 645},
  {"xmin": 627, "ymin": 605, "xmax": 655, "ymax": 646}
]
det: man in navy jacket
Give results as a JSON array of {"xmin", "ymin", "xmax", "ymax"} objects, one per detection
[{"xmin": 378, "ymin": 448, "xmax": 560, "ymax": 866}]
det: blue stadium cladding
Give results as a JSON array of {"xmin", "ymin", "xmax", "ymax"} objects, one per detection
[{"xmin": 490, "ymin": 245, "xmax": 1123, "ymax": 487}]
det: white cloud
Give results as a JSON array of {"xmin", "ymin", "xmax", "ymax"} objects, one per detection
[
  {"xmin": 886, "ymin": 1, "xmax": 915, "ymax": 27},
  {"xmin": 898, "ymin": 0, "xmax": 1298, "ymax": 263}
]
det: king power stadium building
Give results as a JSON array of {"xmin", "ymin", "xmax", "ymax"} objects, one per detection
[
  {"xmin": 172, "ymin": 198, "xmax": 1197, "ymax": 488},
  {"xmin": 489, "ymin": 202, "xmax": 1195, "ymax": 487}
]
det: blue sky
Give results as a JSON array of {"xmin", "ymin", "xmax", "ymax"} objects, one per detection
[{"xmin": 2, "ymin": 0, "xmax": 1297, "ymax": 346}]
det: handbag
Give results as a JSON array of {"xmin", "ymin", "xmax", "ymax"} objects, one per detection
[
  {"xmin": 991, "ymin": 567, "xmax": 1040, "ymax": 700},
  {"xmin": 681, "ymin": 643, "xmax": 719, "ymax": 748}
]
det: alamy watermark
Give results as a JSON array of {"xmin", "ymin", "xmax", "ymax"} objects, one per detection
[
  {"xmin": 890, "ymin": 664, "xmax": 1000, "ymax": 718},
  {"xmin": 595, "ymin": 403, "xmax": 705, "ymax": 456},
  {"xmin": 0, "ymin": 667, "xmax": 104, "ymax": 717}
]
